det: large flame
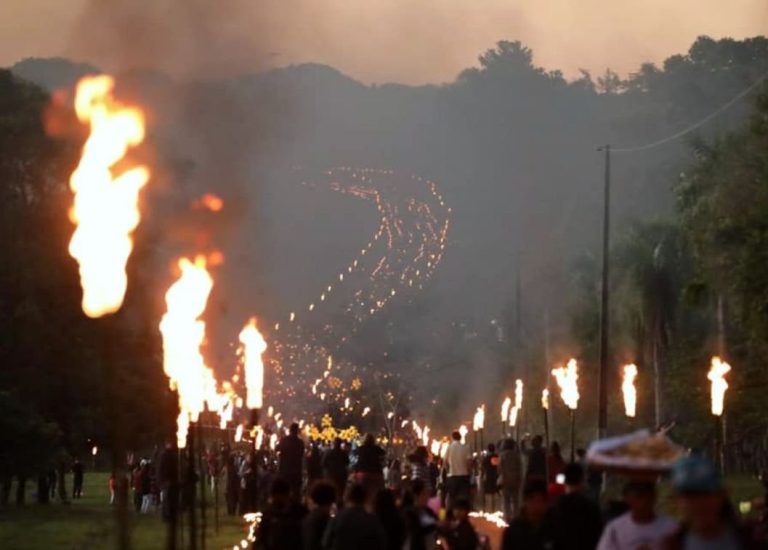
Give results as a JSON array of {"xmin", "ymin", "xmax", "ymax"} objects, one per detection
[
  {"xmin": 622, "ymin": 363, "xmax": 638, "ymax": 417},
  {"xmin": 514, "ymin": 379, "xmax": 524, "ymax": 410},
  {"xmin": 552, "ymin": 358, "xmax": 580, "ymax": 410},
  {"xmin": 708, "ymin": 356, "xmax": 731, "ymax": 416},
  {"xmin": 68, "ymin": 75, "xmax": 149, "ymax": 318},
  {"xmin": 159, "ymin": 255, "xmax": 216, "ymax": 448},
  {"xmin": 239, "ymin": 318, "xmax": 267, "ymax": 409},
  {"xmin": 473, "ymin": 405, "xmax": 485, "ymax": 431},
  {"xmin": 500, "ymin": 397, "xmax": 512, "ymax": 422}
]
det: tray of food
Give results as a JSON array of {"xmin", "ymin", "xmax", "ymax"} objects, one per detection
[{"xmin": 586, "ymin": 429, "xmax": 685, "ymax": 474}]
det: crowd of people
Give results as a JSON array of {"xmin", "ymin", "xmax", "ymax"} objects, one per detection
[
  {"xmin": 78, "ymin": 421, "xmax": 767, "ymax": 549},
  {"xmin": 184, "ymin": 424, "xmax": 765, "ymax": 549}
]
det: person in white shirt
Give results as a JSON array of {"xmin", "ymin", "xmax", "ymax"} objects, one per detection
[
  {"xmin": 443, "ymin": 431, "xmax": 472, "ymax": 510},
  {"xmin": 597, "ymin": 480, "xmax": 677, "ymax": 550}
]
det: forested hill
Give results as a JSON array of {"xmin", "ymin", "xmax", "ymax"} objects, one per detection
[{"xmin": 7, "ymin": 36, "xmax": 768, "ymax": 412}]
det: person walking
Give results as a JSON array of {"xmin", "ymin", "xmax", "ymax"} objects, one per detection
[
  {"xmin": 444, "ymin": 431, "xmax": 472, "ymax": 511},
  {"xmin": 255, "ymin": 477, "xmax": 307, "ymax": 550},
  {"xmin": 353, "ymin": 434, "xmax": 386, "ymax": 497},
  {"xmin": 306, "ymin": 442, "xmax": 323, "ymax": 485},
  {"xmin": 323, "ymin": 438, "xmax": 350, "ymax": 505},
  {"xmin": 498, "ymin": 438, "xmax": 523, "ymax": 521},
  {"xmin": 521, "ymin": 435, "xmax": 547, "ymax": 485},
  {"xmin": 322, "ymin": 483, "xmax": 386, "ymax": 550},
  {"xmin": 374, "ymin": 489, "xmax": 407, "ymax": 550},
  {"xmin": 441, "ymin": 497, "xmax": 479, "ymax": 550},
  {"xmin": 72, "ymin": 457, "xmax": 84, "ymax": 499},
  {"xmin": 403, "ymin": 478, "xmax": 439, "ymax": 550},
  {"xmin": 597, "ymin": 480, "xmax": 676, "ymax": 550},
  {"xmin": 547, "ymin": 442, "xmax": 566, "ymax": 485},
  {"xmin": 277, "ymin": 423, "xmax": 305, "ymax": 501},
  {"xmin": 302, "ymin": 480, "xmax": 336, "ymax": 550},
  {"xmin": 409, "ymin": 446, "xmax": 431, "ymax": 489},
  {"xmin": 547, "ymin": 462, "xmax": 603, "ymax": 550},
  {"xmin": 502, "ymin": 480, "xmax": 552, "ymax": 550},
  {"xmin": 663, "ymin": 455, "xmax": 766, "ymax": 549},
  {"xmin": 225, "ymin": 453, "xmax": 240, "ymax": 516},
  {"xmin": 481, "ymin": 443, "xmax": 499, "ymax": 512}
]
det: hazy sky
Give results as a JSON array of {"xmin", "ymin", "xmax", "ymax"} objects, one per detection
[{"xmin": 1, "ymin": 0, "xmax": 766, "ymax": 84}]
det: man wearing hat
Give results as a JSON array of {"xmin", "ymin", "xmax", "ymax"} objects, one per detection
[{"xmin": 663, "ymin": 455, "xmax": 764, "ymax": 550}]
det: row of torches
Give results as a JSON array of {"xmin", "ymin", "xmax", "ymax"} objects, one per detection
[{"xmin": 66, "ymin": 75, "xmax": 269, "ymax": 449}]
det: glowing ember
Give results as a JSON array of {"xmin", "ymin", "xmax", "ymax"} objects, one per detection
[
  {"xmin": 239, "ymin": 318, "xmax": 267, "ymax": 409},
  {"xmin": 501, "ymin": 397, "xmax": 512, "ymax": 422},
  {"xmin": 552, "ymin": 359, "xmax": 579, "ymax": 410},
  {"xmin": 159, "ymin": 255, "xmax": 216, "ymax": 448},
  {"xmin": 91, "ymin": 446, "xmax": 98, "ymax": 456},
  {"xmin": 473, "ymin": 405, "xmax": 485, "ymax": 431},
  {"xmin": 68, "ymin": 75, "xmax": 149, "ymax": 318},
  {"xmin": 194, "ymin": 193, "xmax": 224, "ymax": 212},
  {"xmin": 622, "ymin": 363, "xmax": 638, "ymax": 417},
  {"xmin": 362, "ymin": 407, "xmax": 371, "ymax": 417},
  {"xmin": 542, "ymin": 388, "xmax": 550, "ymax": 410},
  {"xmin": 708, "ymin": 356, "xmax": 731, "ymax": 416}
]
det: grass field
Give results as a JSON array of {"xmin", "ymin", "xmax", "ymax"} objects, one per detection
[{"xmin": 0, "ymin": 472, "xmax": 249, "ymax": 550}]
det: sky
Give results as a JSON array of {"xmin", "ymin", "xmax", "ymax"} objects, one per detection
[{"xmin": 1, "ymin": 0, "xmax": 766, "ymax": 84}]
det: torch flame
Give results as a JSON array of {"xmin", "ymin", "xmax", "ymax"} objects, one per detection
[
  {"xmin": 708, "ymin": 356, "xmax": 731, "ymax": 416},
  {"xmin": 622, "ymin": 364, "xmax": 638, "ymax": 417},
  {"xmin": 552, "ymin": 359, "xmax": 579, "ymax": 410},
  {"xmin": 542, "ymin": 388, "xmax": 550, "ymax": 410},
  {"xmin": 68, "ymin": 75, "xmax": 149, "ymax": 318},
  {"xmin": 239, "ymin": 318, "xmax": 267, "ymax": 409},
  {"xmin": 159, "ymin": 255, "xmax": 216, "ymax": 448},
  {"xmin": 501, "ymin": 397, "xmax": 512, "ymax": 422},
  {"xmin": 514, "ymin": 379, "xmax": 524, "ymax": 410},
  {"xmin": 473, "ymin": 405, "xmax": 485, "ymax": 431},
  {"xmin": 458, "ymin": 425, "xmax": 469, "ymax": 444}
]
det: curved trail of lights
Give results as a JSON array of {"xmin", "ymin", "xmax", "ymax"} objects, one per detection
[{"xmin": 264, "ymin": 167, "xmax": 451, "ymax": 417}]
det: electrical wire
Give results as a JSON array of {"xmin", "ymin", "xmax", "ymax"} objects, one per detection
[{"xmin": 611, "ymin": 70, "xmax": 768, "ymax": 154}]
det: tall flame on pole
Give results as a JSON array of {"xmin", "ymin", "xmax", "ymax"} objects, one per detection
[
  {"xmin": 473, "ymin": 405, "xmax": 485, "ymax": 431},
  {"xmin": 708, "ymin": 356, "xmax": 731, "ymax": 416},
  {"xmin": 552, "ymin": 359, "xmax": 580, "ymax": 410},
  {"xmin": 541, "ymin": 388, "xmax": 550, "ymax": 410},
  {"xmin": 239, "ymin": 319, "xmax": 267, "ymax": 409},
  {"xmin": 622, "ymin": 364, "xmax": 638, "ymax": 417},
  {"xmin": 514, "ymin": 379, "xmax": 524, "ymax": 412},
  {"xmin": 501, "ymin": 397, "xmax": 512, "ymax": 422},
  {"xmin": 68, "ymin": 75, "xmax": 149, "ymax": 318},
  {"xmin": 159, "ymin": 255, "xmax": 216, "ymax": 448}
]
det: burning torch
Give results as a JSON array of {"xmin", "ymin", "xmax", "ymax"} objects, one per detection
[
  {"xmin": 552, "ymin": 359, "xmax": 579, "ymax": 461},
  {"xmin": 541, "ymin": 389, "xmax": 550, "ymax": 448},
  {"xmin": 473, "ymin": 405, "xmax": 485, "ymax": 453},
  {"xmin": 239, "ymin": 319, "xmax": 267, "ymax": 430},
  {"xmin": 501, "ymin": 397, "xmax": 512, "ymax": 438},
  {"xmin": 513, "ymin": 379, "xmax": 524, "ymax": 442},
  {"xmin": 622, "ymin": 364, "xmax": 638, "ymax": 419},
  {"xmin": 708, "ymin": 356, "xmax": 731, "ymax": 472}
]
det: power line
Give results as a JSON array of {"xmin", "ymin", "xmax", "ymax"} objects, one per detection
[{"xmin": 612, "ymin": 70, "xmax": 768, "ymax": 154}]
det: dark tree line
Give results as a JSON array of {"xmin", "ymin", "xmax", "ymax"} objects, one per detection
[
  {"xmin": 0, "ymin": 70, "xmax": 174, "ymax": 505},
  {"xmin": 566, "ymin": 89, "xmax": 768, "ymax": 471}
]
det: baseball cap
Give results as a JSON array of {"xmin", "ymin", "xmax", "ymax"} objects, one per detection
[{"xmin": 671, "ymin": 455, "xmax": 722, "ymax": 493}]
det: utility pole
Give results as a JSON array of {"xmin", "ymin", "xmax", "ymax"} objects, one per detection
[{"xmin": 597, "ymin": 145, "xmax": 611, "ymax": 440}]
